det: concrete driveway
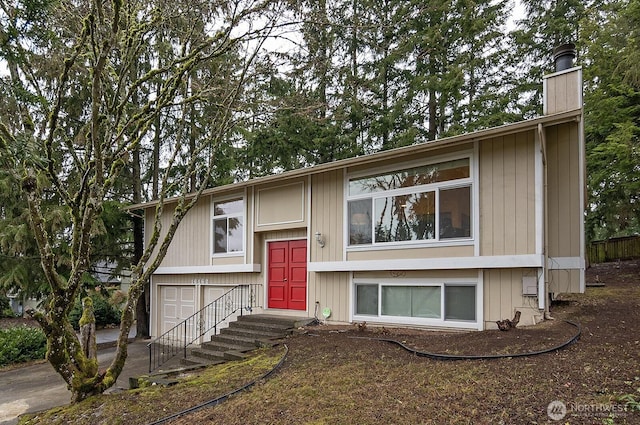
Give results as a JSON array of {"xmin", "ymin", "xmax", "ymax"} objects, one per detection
[{"xmin": 0, "ymin": 329, "xmax": 150, "ymax": 425}]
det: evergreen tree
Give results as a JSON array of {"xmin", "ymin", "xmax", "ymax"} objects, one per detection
[
  {"xmin": 582, "ymin": 0, "xmax": 640, "ymax": 240},
  {"xmin": 509, "ymin": 0, "xmax": 587, "ymax": 117}
]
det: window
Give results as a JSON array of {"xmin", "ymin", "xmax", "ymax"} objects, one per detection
[
  {"xmin": 212, "ymin": 198, "xmax": 244, "ymax": 254},
  {"xmin": 354, "ymin": 282, "xmax": 476, "ymax": 325},
  {"xmin": 444, "ymin": 285, "xmax": 476, "ymax": 321},
  {"xmin": 381, "ymin": 286, "xmax": 441, "ymax": 318},
  {"xmin": 348, "ymin": 158, "xmax": 472, "ymax": 246},
  {"xmin": 356, "ymin": 284, "xmax": 378, "ymax": 315}
]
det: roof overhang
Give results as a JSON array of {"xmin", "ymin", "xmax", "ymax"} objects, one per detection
[{"xmin": 127, "ymin": 109, "xmax": 582, "ymax": 211}]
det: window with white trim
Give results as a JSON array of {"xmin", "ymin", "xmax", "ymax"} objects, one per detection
[
  {"xmin": 354, "ymin": 282, "xmax": 476, "ymax": 323},
  {"xmin": 212, "ymin": 198, "xmax": 244, "ymax": 255},
  {"xmin": 347, "ymin": 158, "xmax": 472, "ymax": 247}
]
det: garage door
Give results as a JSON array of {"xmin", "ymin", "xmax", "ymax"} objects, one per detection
[
  {"xmin": 160, "ymin": 286, "xmax": 196, "ymax": 338},
  {"xmin": 202, "ymin": 286, "xmax": 233, "ymax": 339}
]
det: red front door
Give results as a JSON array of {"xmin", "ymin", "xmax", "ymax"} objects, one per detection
[{"xmin": 267, "ymin": 240, "xmax": 307, "ymax": 310}]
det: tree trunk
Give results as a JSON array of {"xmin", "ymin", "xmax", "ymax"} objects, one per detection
[{"xmin": 132, "ymin": 145, "xmax": 149, "ymax": 338}]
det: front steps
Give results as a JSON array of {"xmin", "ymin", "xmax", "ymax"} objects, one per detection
[{"xmin": 181, "ymin": 314, "xmax": 315, "ymax": 369}]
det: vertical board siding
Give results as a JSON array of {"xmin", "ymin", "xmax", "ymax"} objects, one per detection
[
  {"xmin": 545, "ymin": 70, "xmax": 582, "ymax": 115},
  {"xmin": 311, "ymin": 170, "xmax": 344, "ymax": 262},
  {"xmin": 145, "ymin": 197, "xmax": 211, "ymax": 268},
  {"xmin": 310, "ymin": 272, "xmax": 350, "ymax": 323},
  {"xmin": 546, "ymin": 123, "xmax": 581, "ymax": 258},
  {"xmin": 483, "ymin": 269, "xmax": 542, "ymax": 328},
  {"xmin": 246, "ymin": 175, "xmax": 352, "ymax": 321},
  {"xmin": 153, "ymin": 273, "xmax": 261, "ymax": 286},
  {"xmin": 548, "ymin": 269, "xmax": 580, "ymax": 294},
  {"xmin": 261, "ymin": 229, "xmax": 307, "ymax": 242},
  {"xmin": 479, "ymin": 131, "xmax": 536, "ymax": 256}
]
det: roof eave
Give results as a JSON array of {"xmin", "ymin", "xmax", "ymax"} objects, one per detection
[{"xmin": 127, "ymin": 109, "xmax": 582, "ymax": 211}]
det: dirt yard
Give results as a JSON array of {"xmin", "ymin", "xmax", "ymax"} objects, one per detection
[
  {"xmin": 15, "ymin": 260, "xmax": 640, "ymax": 424},
  {"xmin": 167, "ymin": 260, "xmax": 640, "ymax": 425}
]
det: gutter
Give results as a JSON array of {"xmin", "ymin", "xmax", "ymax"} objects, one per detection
[
  {"xmin": 537, "ymin": 123, "xmax": 550, "ymax": 318},
  {"xmin": 126, "ymin": 110, "xmax": 583, "ymax": 211}
]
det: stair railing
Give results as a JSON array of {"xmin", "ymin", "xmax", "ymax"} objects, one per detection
[{"xmin": 147, "ymin": 283, "xmax": 261, "ymax": 373}]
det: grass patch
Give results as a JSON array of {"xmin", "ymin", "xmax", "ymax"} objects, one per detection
[{"xmin": 18, "ymin": 346, "xmax": 285, "ymax": 425}]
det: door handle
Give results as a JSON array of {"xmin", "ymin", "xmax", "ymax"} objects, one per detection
[{"xmin": 283, "ymin": 278, "xmax": 288, "ymax": 282}]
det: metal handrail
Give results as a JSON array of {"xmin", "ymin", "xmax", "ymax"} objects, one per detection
[{"xmin": 147, "ymin": 283, "xmax": 260, "ymax": 373}]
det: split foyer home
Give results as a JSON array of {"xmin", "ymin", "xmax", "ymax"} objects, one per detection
[{"xmin": 133, "ymin": 60, "xmax": 585, "ymax": 339}]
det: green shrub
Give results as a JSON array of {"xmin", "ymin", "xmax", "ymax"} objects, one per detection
[
  {"xmin": 0, "ymin": 326, "xmax": 47, "ymax": 366},
  {"xmin": 0, "ymin": 295, "xmax": 15, "ymax": 318},
  {"xmin": 68, "ymin": 292, "xmax": 122, "ymax": 330}
]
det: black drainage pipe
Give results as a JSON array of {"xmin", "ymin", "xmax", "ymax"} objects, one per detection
[
  {"xmin": 147, "ymin": 345, "xmax": 289, "ymax": 425},
  {"xmin": 349, "ymin": 320, "xmax": 581, "ymax": 361}
]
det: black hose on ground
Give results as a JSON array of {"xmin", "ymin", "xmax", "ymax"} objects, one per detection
[
  {"xmin": 147, "ymin": 345, "xmax": 289, "ymax": 425},
  {"xmin": 147, "ymin": 320, "xmax": 580, "ymax": 424},
  {"xmin": 349, "ymin": 320, "xmax": 581, "ymax": 361}
]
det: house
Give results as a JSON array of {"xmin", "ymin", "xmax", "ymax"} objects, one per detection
[{"xmin": 134, "ymin": 58, "xmax": 585, "ymax": 337}]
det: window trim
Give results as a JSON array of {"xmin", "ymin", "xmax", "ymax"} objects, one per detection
[
  {"xmin": 345, "ymin": 152, "xmax": 474, "ymax": 251},
  {"xmin": 210, "ymin": 194, "xmax": 246, "ymax": 258},
  {"xmin": 352, "ymin": 278, "xmax": 479, "ymax": 329}
]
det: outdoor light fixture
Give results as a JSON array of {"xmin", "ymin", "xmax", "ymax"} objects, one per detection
[{"xmin": 314, "ymin": 232, "xmax": 325, "ymax": 248}]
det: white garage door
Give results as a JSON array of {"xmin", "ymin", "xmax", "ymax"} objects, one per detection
[{"xmin": 160, "ymin": 286, "xmax": 196, "ymax": 339}]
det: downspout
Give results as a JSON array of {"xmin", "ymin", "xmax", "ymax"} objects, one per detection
[{"xmin": 537, "ymin": 123, "xmax": 552, "ymax": 320}]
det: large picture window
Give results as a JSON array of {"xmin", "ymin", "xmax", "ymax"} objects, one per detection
[
  {"xmin": 348, "ymin": 158, "xmax": 472, "ymax": 246},
  {"xmin": 212, "ymin": 198, "xmax": 244, "ymax": 254}
]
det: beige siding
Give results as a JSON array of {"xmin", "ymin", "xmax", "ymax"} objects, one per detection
[
  {"xmin": 309, "ymin": 272, "xmax": 350, "ymax": 323},
  {"xmin": 354, "ymin": 269, "xmax": 476, "ymax": 280},
  {"xmin": 544, "ymin": 69, "xmax": 582, "ymax": 115},
  {"xmin": 479, "ymin": 131, "xmax": 536, "ymax": 256},
  {"xmin": 546, "ymin": 122, "xmax": 582, "ymax": 259},
  {"xmin": 347, "ymin": 245, "xmax": 474, "ymax": 261},
  {"xmin": 146, "ymin": 197, "xmax": 211, "ymax": 268},
  {"xmin": 152, "ymin": 273, "xmax": 265, "ymax": 338},
  {"xmin": 154, "ymin": 273, "xmax": 262, "ymax": 286},
  {"xmin": 483, "ymin": 269, "xmax": 542, "ymax": 328},
  {"xmin": 254, "ymin": 179, "xmax": 307, "ymax": 232},
  {"xmin": 548, "ymin": 269, "xmax": 581, "ymax": 294},
  {"xmin": 211, "ymin": 256, "xmax": 244, "ymax": 266},
  {"xmin": 310, "ymin": 170, "xmax": 344, "ymax": 262},
  {"xmin": 260, "ymin": 229, "xmax": 307, "ymax": 243}
]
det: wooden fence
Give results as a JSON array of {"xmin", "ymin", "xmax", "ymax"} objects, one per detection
[{"xmin": 588, "ymin": 235, "xmax": 640, "ymax": 264}]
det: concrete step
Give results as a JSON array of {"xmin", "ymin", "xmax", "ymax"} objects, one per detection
[
  {"xmin": 180, "ymin": 356, "xmax": 225, "ymax": 368},
  {"xmin": 201, "ymin": 339, "xmax": 255, "ymax": 353},
  {"xmin": 236, "ymin": 314, "xmax": 315, "ymax": 329},
  {"xmin": 210, "ymin": 333, "xmax": 264, "ymax": 347},
  {"xmin": 190, "ymin": 348, "xmax": 227, "ymax": 362},
  {"xmin": 228, "ymin": 320, "xmax": 291, "ymax": 334},
  {"xmin": 223, "ymin": 350, "xmax": 250, "ymax": 361},
  {"xmin": 180, "ymin": 314, "xmax": 315, "ymax": 371},
  {"xmin": 220, "ymin": 326, "xmax": 285, "ymax": 340}
]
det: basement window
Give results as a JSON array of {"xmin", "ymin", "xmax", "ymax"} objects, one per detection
[{"xmin": 353, "ymin": 281, "xmax": 476, "ymax": 325}]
